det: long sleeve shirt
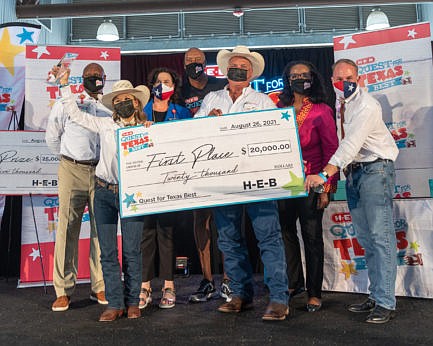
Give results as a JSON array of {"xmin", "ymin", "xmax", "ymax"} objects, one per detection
[
  {"xmin": 194, "ymin": 85, "xmax": 275, "ymax": 117},
  {"xmin": 45, "ymin": 89, "xmax": 111, "ymax": 161},
  {"xmin": 290, "ymin": 100, "xmax": 339, "ymax": 191},
  {"xmin": 60, "ymin": 86, "xmax": 120, "ymax": 184},
  {"xmin": 329, "ymin": 87, "xmax": 399, "ymax": 169}
]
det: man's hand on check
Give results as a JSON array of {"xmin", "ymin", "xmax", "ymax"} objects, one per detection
[{"xmin": 208, "ymin": 108, "xmax": 223, "ymax": 116}]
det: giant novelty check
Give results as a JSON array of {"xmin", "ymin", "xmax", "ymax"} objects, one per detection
[
  {"xmin": 0, "ymin": 131, "xmax": 59, "ymax": 194},
  {"xmin": 118, "ymin": 108, "xmax": 307, "ymax": 217}
]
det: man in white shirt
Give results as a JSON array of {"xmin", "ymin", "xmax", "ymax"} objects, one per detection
[
  {"xmin": 46, "ymin": 63, "xmax": 110, "ymax": 311},
  {"xmin": 305, "ymin": 58, "xmax": 399, "ymax": 324},
  {"xmin": 195, "ymin": 46, "xmax": 289, "ymax": 321}
]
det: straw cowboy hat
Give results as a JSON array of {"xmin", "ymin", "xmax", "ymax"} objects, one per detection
[
  {"xmin": 217, "ymin": 45, "xmax": 265, "ymax": 80},
  {"xmin": 101, "ymin": 80, "xmax": 150, "ymax": 111}
]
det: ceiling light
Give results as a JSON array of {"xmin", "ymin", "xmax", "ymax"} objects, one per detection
[
  {"xmin": 366, "ymin": 8, "xmax": 390, "ymax": 31},
  {"xmin": 96, "ymin": 19, "xmax": 119, "ymax": 41}
]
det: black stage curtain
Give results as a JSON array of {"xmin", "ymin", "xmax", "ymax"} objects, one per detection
[{"xmin": 121, "ymin": 46, "xmax": 335, "ymax": 106}]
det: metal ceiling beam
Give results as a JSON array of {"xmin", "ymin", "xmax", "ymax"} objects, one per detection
[{"xmin": 16, "ymin": 0, "xmax": 425, "ymax": 19}]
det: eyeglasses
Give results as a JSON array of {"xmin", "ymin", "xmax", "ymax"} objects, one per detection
[{"xmin": 289, "ymin": 72, "xmax": 312, "ymax": 80}]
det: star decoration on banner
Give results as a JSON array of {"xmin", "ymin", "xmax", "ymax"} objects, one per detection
[
  {"xmin": 131, "ymin": 205, "xmax": 138, "ymax": 212},
  {"xmin": 16, "ymin": 28, "xmax": 35, "ymax": 44},
  {"xmin": 407, "ymin": 28, "xmax": 417, "ymax": 39},
  {"xmin": 123, "ymin": 193, "xmax": 136, "ymax": 208},
  {"xmin": 0, "ymin": 28, "xmax": 26, "ymax": 76},
  {"xmin": 339, "ymin": 35, "xmax": 356, "ymax": 50},
  {"xmin": 136, "ymin": 192, "xmax": 142, "ymax": 197},
  {"xmin": 410, "ymin": 241, "xmax": 420, "ymax": 252},
  {"xmin": 32, "ymin": 45, "xmax": 50, "ymax": 59},
  {"xmin": 340, "ymin": 261, "xmax": 358, "ymax": 280},
  {"xmin": 29, "ymin": 248, "xmax": 41, "ymax": 261},
  {"xmin": 100, "ymin": 51, "xmax": 109, "ymax": 59},
  {"xmin": 281, "ymin": 111, "xmax": 291, "ymax": 121}
]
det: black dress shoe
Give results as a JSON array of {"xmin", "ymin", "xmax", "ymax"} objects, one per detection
[
  {"xmin": 348, "ymin": 298, "xmax": 376, "ymax": 313},
  {"xmin": 366, "ymin": 305, "xmax": 395, "ymax": 324}
]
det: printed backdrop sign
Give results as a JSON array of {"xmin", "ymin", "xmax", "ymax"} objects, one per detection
[
  {"xmin": 0, "ymin": 22, "xmax": 41, "ymax": 224},
  {"xmin": 19, "ymin": 195, "xmax": 91, "ymax": 287},
  {"xmin": 19, "ymin": 46, "xmax": 121, "ymax": 286},
  {"xmin": 321, "ymin": 200, "xmax": 433, "ymax": 298},
  {"xmin": 19, "ymin": 195, "xmax": 122, "ymax": 287},
  {"xmin": 24, "ymin": 45, "xmax": 121, "ymax": 130},
  {"xmin": 333, "ymin": 22, "xmax": 433, "ymax": 198},
  {"xmin": 0, "ymin": 23, "xmax": 41, "ymax": 130}
]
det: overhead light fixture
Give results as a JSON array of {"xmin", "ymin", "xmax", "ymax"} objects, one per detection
[
  {"xmin": 366, "ymin": 8, "xmax": 390, "ymax": 31},
  {"xmin": 96, "ymin": 19, "xmax": 119, "ymax": 41},
  {"xmin": 233, "ymin": 8, "xmax": 244, "ymax": 18}
]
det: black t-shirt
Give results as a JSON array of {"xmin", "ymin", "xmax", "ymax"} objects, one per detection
[
  {"xmin": 152, "ymin": 110, "xmax": 166, "ymax": 123},
  {"xmin": 181, "ymin": 76, "xmax": 227, "ymax": 115}
]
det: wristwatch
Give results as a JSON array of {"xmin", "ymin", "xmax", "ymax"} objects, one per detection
[{"xmin": 320, "ymin": 170, "xmax": 329, "ymax": 179}]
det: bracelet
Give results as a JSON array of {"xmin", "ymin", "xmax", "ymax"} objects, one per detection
[{"xmin": 318, "ymin": 172, "xmax": 328, "ymax": 183}]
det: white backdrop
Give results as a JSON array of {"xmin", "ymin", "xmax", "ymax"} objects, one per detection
[
  {"xmin": 321, "ymin": 200, "xmax": 433, "ymax": 298},
  {"xmin": 333, "ymin": 22, "xmax": 433, "ymax": 198}
]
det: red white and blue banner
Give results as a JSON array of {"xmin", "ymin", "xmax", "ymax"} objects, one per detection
[
  {"xmin": 19, "ymin": 195, "xmax": 122, "ymax": 287},
  {"xmin": 334, "ymin": 22, "xmax": 433, "ymax": 198},
  {"xmin": 0, "ymin": 22, "xmax": 41, "ymax": 223},
  {"xmin": 24, "ymin": 45, "xmax": 121, "ymax": 130},
  {"xmin": 19, "ymin": 195, "xmax": 92, "ymax": 287},
  {"xmin": 321, "ymin": 200, "xmax": 433, "ymax": 299},
  {"xmin": 0, "ymin": 23, "xmax": 41, "ymax": 130},
  {"xmin": 19, "ymin": 45, "xmax": 121, "ymax": 286}
]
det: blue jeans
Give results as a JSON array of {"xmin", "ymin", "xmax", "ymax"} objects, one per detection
[
  {"xmin": 94, "ymin": 184, "xmax": 144, "ymax": 310},
  {"xmin": 214, "ymin": 201, "xmax": 289, "ymax": 305},
  {"xmin": 345, "ymin": 160, "xmax": 397, "ymax": 310}
]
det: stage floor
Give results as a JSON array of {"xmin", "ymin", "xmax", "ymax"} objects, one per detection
[{"xmin": 0, "ymin": 274, "xmax": 431, "ymax": 345}]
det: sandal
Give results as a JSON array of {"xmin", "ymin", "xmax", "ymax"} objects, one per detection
[
  {"xmin": 139, "ymin": 287, "xmax": 152, "ymax": 309},
  {"xmin": 159, "ymin": 287, "xmax": 176, "ymax": 309},
  {"xmin": 306, "ymin": 297, "xmax": 322, "ymax": 312}
]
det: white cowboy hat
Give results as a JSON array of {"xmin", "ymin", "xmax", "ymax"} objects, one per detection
[
  {"xmin": 101, "ymin": 80, "xmax": 150, "ymax": 111},
  {"xmin": 217, "ymin": 45, "xmax": 265, "ymax": 80}
]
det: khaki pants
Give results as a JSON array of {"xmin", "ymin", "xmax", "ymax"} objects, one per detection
[{"xmin": 53, "ymin": 158, "xmax": 104, "ymax": 297}]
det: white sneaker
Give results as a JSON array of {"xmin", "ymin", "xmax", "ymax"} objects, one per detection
[{"xmin": 220, "ymin": 279, "xmax": 232, "ymax": 302}]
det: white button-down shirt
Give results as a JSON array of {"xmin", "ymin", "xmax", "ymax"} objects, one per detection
[
  {"xmin": 329, "ymin": 87, "xmax": 399, "ymax": 169},
  {"xmin": 45, "ymin": 89, "xmax": 111, "ymax": 161},
  {"xmin": 194, "ymin": 85, "xmax": 275, "ymax": 117},
  {"xmin": 60, "ymin": 86, "xmax": 121, "ymax": 184}
]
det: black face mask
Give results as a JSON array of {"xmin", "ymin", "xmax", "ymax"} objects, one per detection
[
  {"xmin": 290, "ymin": 79, "xmax": 312, "ymax": 95},
  {"xmin": 114, "ymin": 99, "xmax": 135, "ymax": 119},
  {"xmin": 185, "ymin": 62, "xmax": 204, "ymax": 80},
  {"xmin": 83, "ymin": 76, "xmax": 104, "ymax": 93},
  {"xmin": 227, "ymin": 68, "xmax": 248, "ymax": 82}
]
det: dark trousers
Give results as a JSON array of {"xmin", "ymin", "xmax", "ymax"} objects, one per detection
[
  {"xmin": 141, "ymin": 214, "xmax": 175, "ymax": 282},
  {"xmin": 279, "ymin": 191, "xmax": 324, "ymax": 298}
]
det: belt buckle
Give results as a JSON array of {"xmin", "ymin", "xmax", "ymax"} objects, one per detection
[{"xmin": 343, "ymin": 167, "xmax": 350, "ymax": 177}]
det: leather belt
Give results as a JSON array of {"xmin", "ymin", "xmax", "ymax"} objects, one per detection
[
  {"xmin": 62, "ymin": 155, "xmax": 98, "ymax": 167},
  {"xmin": 343, "ymin": 158, "xmax": 391, "ymax": 176},
  {"xmin": 96, "ymin": 177, "xmax": 118, "ymax": 194}
]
